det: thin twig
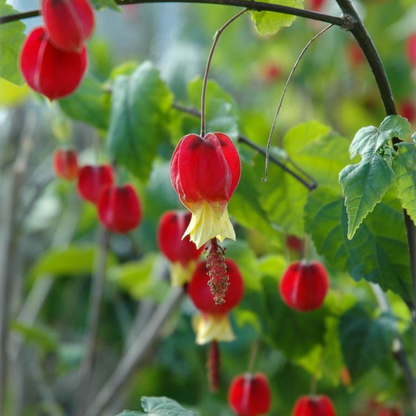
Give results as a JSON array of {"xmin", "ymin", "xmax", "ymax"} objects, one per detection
[
  {"xmin": 200, "ymin": 9, "xmax": 246, "ymax": 137},
  {"xmin": 263, "ymin": 24, "xmax": 334, "ymax": 182},
  {"xmin": 0, "ymin": 1, "xmax": 345, "ymax": 26},
  {"xmin": 82, "ymin": 287, "xmax": 184, "ymax": 416},
  {"xmin": 75, "ymin": 225, "xmax": 111, "ymax": 416}
]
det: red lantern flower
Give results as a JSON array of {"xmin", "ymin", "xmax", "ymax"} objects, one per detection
[
  {"xmin": 228, "ymin": 373, "xmax": 272, "ymax": 416},
  {"xmin": 20, "ymin": 27, "xmax": 87, "ymax": 101},
  {"xmin": 98, "ymin": 184, "xmax": 142, "ymax": 233},
  {"xmin": 77, "ymin": 164, "xmax": 114, "ymax": 204},
  {"xmin": 157, "ymin": 210, "xmax": 205, "ymax": 286},
  {"xmin": 53, "ymin": 148, "xmax": 79, "ymax": 181},
  {"xmin": 188, "ymin": 259, "xmax": 244, "ymax": 344},
  {"xmin": 170, "ymin": 132, "xmax": 241, "ymax": 249},
  {"xmin": 293, "ymin": 395, "xmax": 336, "ymax": 416},
  {"xmin": 279, "ymin": 260, "xmax": 329, "ymax": 312},
  {"xmin": 41, "ymin": 0, "xmax": 95, "ymax": 53}
]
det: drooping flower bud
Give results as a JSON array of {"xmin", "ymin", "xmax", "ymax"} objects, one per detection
[
  {"xmin": 228, "ymin": 373, "xmax": 272, "ymax": 416},
  {"xmin": 188, "ymin": 259, "xmax": 244, "ymax": 345},
  {"xmin": 77, "ymin": 164, "xmax": 114, "ymax": 204},
  {"xmin": 20, "ymin": 27, "xmax": 87, "ymax": 101},
  {"xmin": 293, "ymin": 395, "xmax": 336, "ymax": 416},
  {"xmin": 157, "ymin": 210, "xmax": 205, "ymax": 286},
  {"xmin": 279, "ymin": 260, "xmax": 329, "ymax": 312},
  {"xmin": 53, "ymin": 148, "xmax": 79, "ymax": 181},
  {"xmin": 170, "ymin": 132, "xmax": 241, "ymax": 249},
  {"xmin": 41, "ymin": 0, "xmax": 95, "ymax": 53},
  {"xmin": 98, "ymin": 184, "xmax": 142, "ymax": 233}
]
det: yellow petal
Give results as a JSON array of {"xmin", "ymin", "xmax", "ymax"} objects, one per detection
[
  {"xmin": 170, "ymin": 261, "xmax": 197, "ymax": 287},
  {"xmin": 192, "ymin": 313, "xmax": 235, "ymax": 345},
  {"xmin": 183, "ymin": 201, "xmax": 235, "ymax": 249}
]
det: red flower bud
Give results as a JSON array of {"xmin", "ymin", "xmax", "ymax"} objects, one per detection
[
  {"xmin": 170, "ymin": 132, "xmax": 241, "ymax": 249},
  {"xmin": 53, "ymin": 148, "xmax": 79, "ymax": 181},
  {"xmin": 279, "ymin": 261, "xmax": 329, "ymax": 312},
  {"xmin": 98, "ymin": 184, "xmax": 142, "ymax": 233},
  {"xmin": 378, "ymin": 407, "xmax": 402, "ymax": 416},
  {"xmin": 157, "ymin": 210, "xmax": 204, "ymax": 265},
  {"xmin": 41, "ymin": 0, "xmax": 95, "ymax": 53},
  {"xmin": 77, "ymin": 164, "xmax": 114, "ymax": 204},
  {"xmin": 293, "ymin": 395, "xmax": 336, "ymax": 416},
  {"xmin": 188, "ymin": 259, "xmax": 244, "ymax": 316},
  {"xmin": 406, "ymin": 33, "xmax": 416, "ymax": 66},
  {"xmin": 20, "ymin": 27, "xmax": 87, "ymax": 101},
  {"xmin": 228, "ymin": 373, "xmax": 272, "ymax": 416}
]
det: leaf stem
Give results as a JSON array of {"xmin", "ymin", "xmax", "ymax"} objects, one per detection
[
  {"xmin": 263, "ymin": 24, "xmax": 334, "ymax": 182},
  {"xmin": 200, "ymin": 9, "xmax": 246, "ymax": 137}
]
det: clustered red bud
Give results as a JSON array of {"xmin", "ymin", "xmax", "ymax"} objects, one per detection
[
  {"xmin": 279, "ymin": 260, "xmax": 329, "ymax": 312},
  {"xmin": 42, "ymin": 0, "xmax": 95, "ymax": 53},
  {"xmin": 20, "ymin": 0, "xmax": 95, "ymax": 100},
  {"xmin": 77, "ymin": 164, "xmax": 114, "ymax": 204},
  {"xmin": 170, "ymin": 132, "xmax": 241, "ymax": 249},
  {"xmin": 20, "ymin": 27, "xmax": 87, "ymax": 101},
  {"xmin": 53, "ymin": 148, "xmax": 79, "ymax": 181},
  {"xmin": 98, "ymin": 184, "xmax": 142, "ymax": 233},
  {"xmin": 293, "ymin": 395, "xmax": 336, "ymax": 416},
  {"xmin": 157, "ymin": 210, "xmax": 204, "ymax": 266},
  {"xmin": 228, "ymin": 373, "xmax": 272, "ymax": 416},
  {"xmin": 188, "ymin": 259, "xmax": 244, "ymax": 316}
]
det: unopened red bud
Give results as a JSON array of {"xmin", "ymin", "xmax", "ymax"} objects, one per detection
[
  {"xmin": 293, "ymin": 395, "xmax": 336, "ymax": 416},
  {"xmin": 77, "ymin": 164, "xmax": 114, "ymax": 204},
  {"xmin": 53, "ymin": 148, "xmax": 79, "ymax": 181}
]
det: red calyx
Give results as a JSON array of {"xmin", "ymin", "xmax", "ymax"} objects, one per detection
[
  {"xmin": 188, "ymin": 259, "xmax": 244, "ymax": 315},
  {"xmin": 98, "ymin": 184, "xmax": 142, "ymax": 234},
  {"xmin": 279, "ymin": 260, "xmax": 329, "ymax": 312},
  {"xmin": 77, "ymin": 164, "xmax": 114, "ymax": 204},
  {"xmin": 157, "ymin": 210, "xmax": 204, "ymax": 265},
  {"xmin": 406, "ymin": 33, "xmax": 416, "ymax": 66},
  {"xmin": 20, "ymin": 26, "xmax": 87, "ymax": 101},
  {"xmin": 170, "ymin": 132, "xmax": 241, "ymax": 208},
  {"xmin": 293, "ymin": 395, "xmax": 336, "ymax": 416},
  {"xmin": 378, "ymin": 407, "xmax": 402, "ymax": 416},
  {"xmin": 228, "ymin": 373, "xmax": 272, "ymax": 416},
  {"xmin": 41, "ymin": 0, "xmax": 95, "ymax": 53},
  {"xmin": 53, "ymin": 148, "xmax": 79, "ymax": 181}
]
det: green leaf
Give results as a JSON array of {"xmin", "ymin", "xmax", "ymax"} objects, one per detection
[
  {"xmin": 339, "ymin": 306, "xmax": 397, "ymax": 380},
  {"xmin": 393, "ymin": 143, "xmax": 416, "ymax": 225},
  {"xmin": 188, "ymin": 78, "xmax": 240, "ymax": 139},
  {"xmin": 107, "ymin": 61, "xmax": 174, "ymax": 182},
  {"xmin": 304, "ymin": 187, "xmax": 413, "ymax": 303},
  {"xmin": 116, "ymin": 396, "xmax": 197, "ymax": 416},
  {"xmin": 0, "ymin": 0, "xmax": 26, "ymax": 85},
  {"xmin": 340, "ymin": 115, "xmax": 411, "ymax": 239},
  {"xmin": 59, "ymin": 75, "xmax": 110, "ymax": 130},
  {"xmin": 29, "ymin": 245, "xmax": 117, "ymax": 282},
  {"xmin": 261, "ymin": 276, "xmax": 327, "ymax": 359},
  {"xmin": 10, "ymin": 322, "xmax": 59, "ymax": 353},
  {"xmin": 251, "ymin": 0, "xmax": 304, "ymax": 35},
  {"xmin": 90, "ymin": 0, "xmax": 120, "ymax": 11}
]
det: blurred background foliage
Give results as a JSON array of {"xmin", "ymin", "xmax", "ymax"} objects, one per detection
[{"xmin": 1, "ymin": 0, "xmax": 416, "ymax": 415}]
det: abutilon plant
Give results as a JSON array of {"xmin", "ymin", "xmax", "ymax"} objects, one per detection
[
  {"xmin": 53, "ymin": 148, "xmax": 79, "ymax": 181},
  {"xmin": 157, "ymin": 210, "xmax": 205, "ymax": 286},
  {"xmin": 77, "ymin": 164, "xmax": 114, "ymax": 204},
  {"xmin": 41, "ymin": 0, "xmax": 95, "ymax": 53},
  {"xmin": 19, "ymin": 26, "xmax": 87, "ymax": 101},
  {"xmin": 97, "ymin": 184, "xmax": 142, "ymax": 234},
  {"xmin": 293, "ymin": 395, "xmax": 336, "ymax": 416},
  {"xmin": 228, "ymin": 373, "xmax": 272, "ymax": 416},
  {"xmin": 279, "ymin": 260, "xmax": 329, "ymax": 312}
]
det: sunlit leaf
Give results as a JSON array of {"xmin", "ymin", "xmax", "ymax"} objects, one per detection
[{"xmin": 0, "ymin": 77, "xmax": 28, "ymax": 107}]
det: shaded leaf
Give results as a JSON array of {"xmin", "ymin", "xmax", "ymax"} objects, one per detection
[
  {"xmin": 10, "ymin": 322, "xmax": 58, "ymax": 353},
  {"xmin": 90, "ymin": 0, "xmax": 120, "ymax": 11}
]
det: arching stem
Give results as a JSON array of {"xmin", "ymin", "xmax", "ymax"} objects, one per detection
[
  {"xmin": 200, "ymin": 9, "xmax": 246, "ymax": 137},
  {"xmin": 263, "ymin": 24, "xmax": 334, "ymax": 182}
]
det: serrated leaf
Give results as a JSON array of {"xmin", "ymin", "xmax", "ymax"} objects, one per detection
[
  {"xmin": 339, "ymin": 306, "xmax": 397, "ymax": 380},
  {"xmin": 0, "ymin": 0, "xmax": 26, "ymax": 85},
  {"xmin": 304, "ymin": 187, "xmax": 413, "ymax": 303},
  {"xmin": 59, "ymin": 75, "xmax": 110, "ymax": 130},
  {"xmin": 107, "ymin": 62, "xmax": 173, "ymax": 182},
  {"xmin": 393, "ymin": 143, "xmax": 416, "ymax": 225},
  {"xmin": 339, "ymin": 116, "xmax": 410, "ymax": 239},
  {"xmin": 141, "ymin": 396, "xmax": 197, "ymax": 416},
  {"xmin": 90, "ymin": 0, "xmax": 120, "ymax": 11},
  {"xmin": 188, "ymin": 78, "xmax": 239, "ymax": 139},
  {"xmin": 251, "ymin": 0, "xmax": 304, "ymax": 35}
]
